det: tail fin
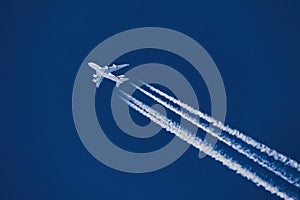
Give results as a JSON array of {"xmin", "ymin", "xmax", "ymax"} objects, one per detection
[
  {"xmin": 115, "ymin": 78, "xmax": 129, "ymax": 88},
  {"xmin": 121, "ymin": 78, "xmax": 129, "ymax": 82}
]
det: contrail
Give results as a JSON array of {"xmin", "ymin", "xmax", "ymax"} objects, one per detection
[
  {"xmin": 131, "ymin": 83, "xmax": 300, "ymax": 188},
  {"xmin": 119, "ymin": 91, "xmax": 297, "ymax": 200},
  {"xmin": 141, "ymin": 81, "xmax": 300, "ymax": 172}
]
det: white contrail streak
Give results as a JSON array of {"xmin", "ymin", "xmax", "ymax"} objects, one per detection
[
  {"xmin": 141, "ymin": 81, "xmax": 300, "ymax": 173},
  {"xmin": 131, "ymin": 83, "xmax": 300, "ymax": 188},
  {"xmin": 119, "ymin": 92, "xmax": 296, "ymax": 200}
]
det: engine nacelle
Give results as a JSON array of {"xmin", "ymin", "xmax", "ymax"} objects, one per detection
[
  {"xmin": 92, "ymin": 74, "xmax": 98, "ymax": 78},
  {"xmin": 92, "ymin": 78, "xmax": 98, "ymax": 83}
]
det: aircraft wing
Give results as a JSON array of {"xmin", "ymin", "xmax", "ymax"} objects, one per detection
[
  {"xmin": 95, "ymin": 76, "xmax": 103, "ymax": 88},
  {"xmin": 105, "ymin": 64, "xmax": 129, "ymax": 73}
]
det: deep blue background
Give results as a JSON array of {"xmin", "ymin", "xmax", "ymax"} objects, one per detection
[{"xmin": 1, "ymin": 0, "xmax": 300, "ymax": 199}]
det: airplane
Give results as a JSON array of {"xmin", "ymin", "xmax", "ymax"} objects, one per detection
[{"xmin": 88, "ymin": 62, "xmax": 129, "ymax": 88}]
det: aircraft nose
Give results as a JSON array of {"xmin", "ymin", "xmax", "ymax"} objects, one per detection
[{"xmin": 88, "ymin": 62, "xmax": 98, "ymax": 68}]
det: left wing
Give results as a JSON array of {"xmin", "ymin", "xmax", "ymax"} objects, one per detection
[
  {"xmin": 95, "ymin": 76, "xmax": 103, "ymax": 88},
  {"xmin": 92, "ymin": 74, "xmax": 104, "ymax": 88}
]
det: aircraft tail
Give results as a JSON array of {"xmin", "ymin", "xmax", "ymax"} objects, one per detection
[
  {"xmin": 116, "ymin": 77, "xmax": 129, "ymax": 87},
  {"xmin": 121, "ymin": 77, "xmax": 129, "ymax": 82}
]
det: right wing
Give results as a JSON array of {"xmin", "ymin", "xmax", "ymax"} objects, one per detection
[
  {"xmin": 105, "ymin": 64, "xmax": 129, "ymax": 73},
  {"xmin": 94, "ymin": 76, "xmax": 103, "ymax": 88}
]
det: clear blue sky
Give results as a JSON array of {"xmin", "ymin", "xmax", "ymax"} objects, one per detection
[{"xmin": 1, "ymin": 0, "xmax": 300, "ymax": 199}]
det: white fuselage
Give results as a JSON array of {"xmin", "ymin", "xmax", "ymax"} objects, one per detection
[
  {"xmin": 102, "ymin": 73, "xmax": 122, "ymax": 83},
  {"xmin": 88, "ymin": 62, "xmax": 129, "ymax": 88}
]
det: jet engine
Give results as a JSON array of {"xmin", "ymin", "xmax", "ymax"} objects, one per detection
[{"xmin": 92, "ymin": 78, "xmax": 98, "ymax": 83}]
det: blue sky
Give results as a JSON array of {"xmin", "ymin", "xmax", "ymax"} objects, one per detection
[{"xmin": 1, "ymin": 0, "xmax": 300, "ymax": 199}]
